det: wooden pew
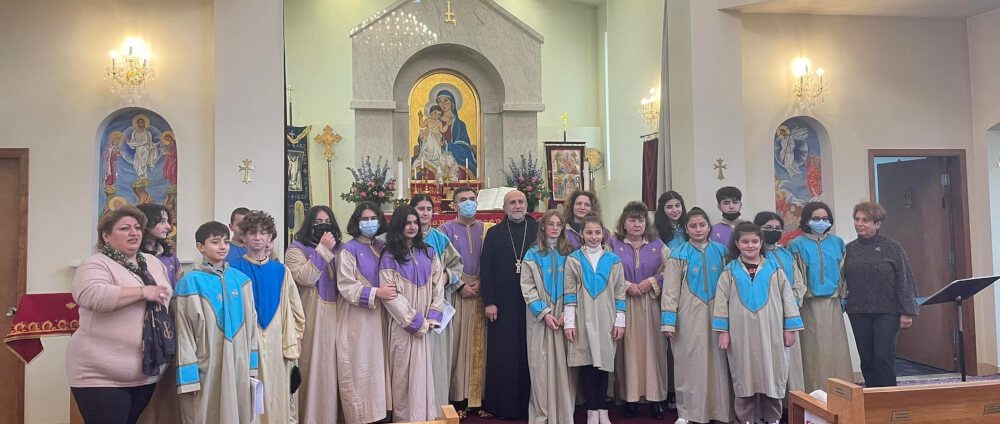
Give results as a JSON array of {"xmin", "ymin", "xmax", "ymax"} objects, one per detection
[{"xmin": 789, "ymin": 378, "xmax": 1000, "ymax": 423}]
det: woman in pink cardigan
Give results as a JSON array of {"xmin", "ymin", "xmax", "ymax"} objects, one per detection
[{"xmin": 67, "ymin": 205, "xmax": 175, "ymax": 424}]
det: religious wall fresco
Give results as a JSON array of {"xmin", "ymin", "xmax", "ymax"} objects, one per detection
[
  {"xmin": 409, "ymin": 70, "xmax": 481, "ymax": 181},
  {"xmin": 774, "ymin": 117, "xmax": 823, "ymax": 243}
]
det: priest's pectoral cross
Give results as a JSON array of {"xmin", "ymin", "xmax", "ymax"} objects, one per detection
[
  {"xmin": 515, "ymin": 259, "xmax": 522, "ymax": 274},
  {"xmin": 714, "ymin": 158, "xmax": 727, "ymax": 180},
  {"xmin": 239, "ymin": 159, "xmax": 255, "ymax": 184},
  {"xmin": 445, "ymin": 0, "xmax": 457, "ymax": 25}
]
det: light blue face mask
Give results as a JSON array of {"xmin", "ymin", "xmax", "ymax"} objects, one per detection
[
  {"xmin": 808, "ymin": 219, "xmax": 832, "ymax": 234},
  {"xmin": 458, "ymin": 199, "xmax": 478, "ymax": 218},
  {"xmin": 359, "ymin": 220, "xmax": 380, "ymax": 237}
]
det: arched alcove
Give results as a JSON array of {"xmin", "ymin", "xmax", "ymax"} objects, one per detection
[
  {"xmin": 351, "ymin": 0, "xmax": 543, "ymax": 186},
  {"xmin": 772, "ymin": 115, "xmax": 831, "ymax": 242},
  {"xmin": 95, "ymin": 107, "xmax": 178, "ymax": 242}
]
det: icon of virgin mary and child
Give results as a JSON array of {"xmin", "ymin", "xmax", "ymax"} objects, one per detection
[{"xmin": 413, "ymin": 88, "xmax": 478, "ymax": 180}]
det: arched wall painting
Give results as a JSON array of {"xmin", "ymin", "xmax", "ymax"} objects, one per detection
[
  {"xmin": 774, "ymin": 117, "xmax": 823, "ymax": 243},
  {"xmin": 408, "ymin": 70, "xmax": 482, "ymax": 181},
  {"xmin": 97, "ymin": 108, "xmax": 178, "ymax": 243}
]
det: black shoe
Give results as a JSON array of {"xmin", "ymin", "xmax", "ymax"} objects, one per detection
[
  {"xmin": 624, "ymin": 403, "xmax": 638, "ymax": 418},
  {"xmin": 651, "ymin": 403, "xmax": 664, "ymax": 420}
]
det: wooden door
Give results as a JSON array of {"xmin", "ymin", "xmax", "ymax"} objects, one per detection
[
  {"xmin": 876, "ymin": 157, "xmax": 957, "ymax": 371},
  {"xmin": 0, "ymin": 149, "xmax": 28, "ymax": 423}
]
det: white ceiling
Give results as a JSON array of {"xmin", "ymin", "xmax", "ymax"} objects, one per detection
[{"xmin": 720, "ymin": 0, "xmax": 1000, "ymax": 18}]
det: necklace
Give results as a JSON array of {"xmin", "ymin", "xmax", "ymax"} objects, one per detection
[{"xmin": 507, "ymin": 219, "xmax": 528, "ymax": 274}]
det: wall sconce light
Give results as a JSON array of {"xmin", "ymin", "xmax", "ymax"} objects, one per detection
[
  {"xmin": 791, "ymin": 57, "xmax": 827, "ymax": 108},
  {"xmin": 639, "ymin": 87, "xmax": 660, "ymax": 131},
  {"xmin": 106, "ymin": 37, "xmax": 154, "ymax": 103}
]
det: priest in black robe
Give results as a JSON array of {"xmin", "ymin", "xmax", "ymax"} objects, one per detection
[{"xmin": 481, "ymin": 190, "xmax": 538, "ymax": 419}]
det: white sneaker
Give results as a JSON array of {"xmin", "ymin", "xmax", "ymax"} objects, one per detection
[
  {"xmin": 674, "ymin": 419, "xmax": 688, "ymax": 424},
  {"xmin": 587, "ymin": 410, "xmax": 598, "ymax": 424},
  {"xmin": 598, "ymin": 409, "xmax": 612, "ymax": 424}
]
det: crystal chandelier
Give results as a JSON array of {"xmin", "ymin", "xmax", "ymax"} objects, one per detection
[
  {"xmin": 639, "ymin": 87, "xmax": 660, "ymax": 131},
  {"xmin": 106, "ymin": 38, "xmax": 153, "ymax": 104},
  {"xmin": 792, "ymin": 57, "xmax": 827, "ymax": 108},
  {"xmin": 352, "ymin": 9, "xmax": 438, "ymax": 49}
]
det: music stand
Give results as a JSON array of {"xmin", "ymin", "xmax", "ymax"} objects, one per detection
[{"xmin": 919, "ymin": 276, "xmax": 1000, "ymax": 381}]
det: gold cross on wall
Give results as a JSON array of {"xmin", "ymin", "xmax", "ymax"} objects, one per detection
[
  {"xmin": 714, "ymin": 158, "xmax": 727, "ymax": 180},
  {"xmin": 239, "ymin": 159, "xmax": 255, "ymax": 184},
  {"xmin": 445, "ymin": 0, "xmax": 457, "ymax": 25},
  {"xmin": 314, "ymin": 125, "xmax": 343, "ymax": 162},
  {"xmin": 560, "ymin": 113, "xmax": 569, "ymax": 132}
]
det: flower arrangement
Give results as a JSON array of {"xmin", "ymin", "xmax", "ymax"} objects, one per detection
[
  {"xmin": 504, "ymin": 153, "xmax": 551, "ymax": 210},
  {"xmin": 340, "ymin": 156, "xmax": 397, "ymax": 205}
]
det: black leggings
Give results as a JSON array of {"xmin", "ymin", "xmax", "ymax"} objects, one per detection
[
  {"xmin": 71, "ymin": 384, "xmax": 156, "ymax": 424},
  {"xmin": 579, "ymin": 366, "xmax": 609, "ymax": 410}
]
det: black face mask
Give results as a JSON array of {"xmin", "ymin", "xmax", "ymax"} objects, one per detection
[
  {"xmin": 722, "ymin": 211, "xmax": 742, "ymax": 221},
  {"xmin": 312, "ymin": 223, "xmax": 334, "ymax": 240},
  {"xmin": 762, "ymin": 229, "xmax": 782, "ymax": 245}
]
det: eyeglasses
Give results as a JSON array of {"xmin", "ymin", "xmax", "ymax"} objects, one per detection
[
  {"xmin": 545, "ymin": 222, "xmax": 564, "ymax": 228},
  {"xmin": 761, "ymin": 226, "xmax": 783, "ymax": 231},
  {"xmin": 809, "ymin": 217, "xmax": 831, "ymax": 222}
]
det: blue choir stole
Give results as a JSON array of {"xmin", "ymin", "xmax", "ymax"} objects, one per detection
[
  {"xmin": 523, "ymin": 246, "xmax": 567, "ymax": 318},
  {"xmin": 670, "ymin": 241, "xmax": 728, "ymax": 303},
  {"xmin": 569, "ymin": 249, "xmax": 626, "ymax": 313},
  {"xmin": 787, "ymin": 234, "xmax": 845, "ymax": 298},
  {"xmin": 229, "ymin": 256, "xmax": 286, "ymax": 330},
  {"xmin": 424, "ymin": 228, "xmax": 461, "ymax": 288}
]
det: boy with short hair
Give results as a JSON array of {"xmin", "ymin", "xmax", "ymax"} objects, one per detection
[
  {"xmin": 229, "ymin": 211, "xmax": 306, "ymax": 424},
  {"xmin": 710, "ymin": 186, "xmax": 743, "ymax": 247},
  {"xmin": 175, "ymin": 221, "xmax": 259, "ymax": 424},
  {"xmin": 227, "ymin": 207, "xmax": 251, "ymax": 263}
]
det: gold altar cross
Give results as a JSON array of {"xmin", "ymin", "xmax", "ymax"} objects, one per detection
[
  {"xmin": 239, "ymin": 159, "xmax": 255, "ymax": 184},
  {"xmin": 445, "ymin": 0, "xmax": 457, "ymax": 25},
  {"xmin": 314, "ymin": 125, "xmax": 342, "ymax": 162},
  {"xmin": 560, "ymin": 113, "xmax": 569, "ymax": 132},
  {"xmin": 714, "ymin": 158, "xmax": 727, "ymax": 180}
]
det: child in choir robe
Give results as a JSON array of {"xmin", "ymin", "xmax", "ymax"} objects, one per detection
[
  {"xmin": 229, "ymin": 211, "xmax": 306, "ymax": 424},
  {"xmin": 661, "ymin": 207, "xmax": 732, "ymax": 424},
  {"xmin": 754, "ymin": 211, "xmax": 807, "ymax": 394},
  {"xmin": 439, "ymin": 188, "xmax": 488, "ymax": 416},
  {"xmin": 607, "ymin": 202, "xmax": 670, "ymax": 419},
  {"xmin": 710, "ymin": 186, "xmax": 743, "ymax": 246},
  {"xmin": 654, "ymin": 191, "xmax": 688, "ymax": 251},
  {"xmin": 786, "ymin": 202, "xmax": 853, "ymax": 393},
  {"xmin": 713, "ymin": 223, "xmax": 804, "ymax": 424},
  {"xmin": 563, "ymin": 190, "xmax": 608, "ymax": 249},
  {"xmin": 520, "ymin": 209, "xmax": 577, "ymax": 424},
  {"xmin": 174, "ymin": 221, "xmax": 258, "ymax": 424},
  {"xmin": 285, "ymin": 205, "xmax": 343, "ymax": 423},
  {"xmin": 379, "ymin": 206, "xmax": 447, "ymax": 422},
  {"xmin": 226, "ymin": 207, "xmax": 250, "ymax": 264},
  {"xmin": 563, "ymin": 213, "xmax": 627, "ymax": 424},
  {"xmin": 336, "ymin": 202, "xmax": 394, "ymax": 424},
  {"xmin": 410, "ymin": 194, "xmax": 464, "ymax": 410}
]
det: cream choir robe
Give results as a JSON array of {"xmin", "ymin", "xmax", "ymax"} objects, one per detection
[
  {"xmin": 286, "ymin": 241, "xmax": 341, "ymax": 424},
  {"xmin": 175, "ymin": 264, "xmax": 259, "ymax": 424},
  {"xmin": 423, "ymin": 227, "xmax": 465, "ymax": 407},
  {"xmin": 564, "ymin": 249, "xmax": 627, "ymax": 372},
  {"xmin": 229, "ymin": 256, "xmax": 306, "ymax": 424},
  {"xmin": 438, "ymin": 219, "xmax": 487, "ymax": 405},
  {"xmin": 607, "ymin": 237, "xmax": 670, "ymax": 403},
  {"xmin": 788, "ymin": 233, "xmax": 854, "ymax": 393},
  {"xmin": 336, "ymin": 239, "xmax": 390, "ymax": 424},
  {"xmin": 768, "ymin": 245, "xmax": 807, "ymax": 393},
  {"xmin": 520, "ymin": 246, "xmax": 576, "ymax": 424},
  {"xmin": 660, "ymin": 241, "xmax": 733, "ymax": 423},
  {"xmin": 712, "ymin": 258, "xmax": 804, "ymax": 399},
  {"xmin": 380, "ymin": 247, "xmax": 447, "ymax": 422}
]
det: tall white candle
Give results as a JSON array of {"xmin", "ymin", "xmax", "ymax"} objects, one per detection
[
  {"xmin": 583, "ymin": 160, "xmax": 590, "ymax": 191},
  {"xmin": 396, "ymin": 160, "xmax": 404, "ymax": 199}
]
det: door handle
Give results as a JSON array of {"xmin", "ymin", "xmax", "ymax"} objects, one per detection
[{"xmin": 6, "ymin": 307, "xmax": 16, "ymax": 317}]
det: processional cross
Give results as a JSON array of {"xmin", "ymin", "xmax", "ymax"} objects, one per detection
[
  {"xmin": 239, "ymin": 159, "xmax": 255, "ymax": 184},
  {"xmin": 314, "ymin": 125, "xmax": 343, "ymax": 205}
]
